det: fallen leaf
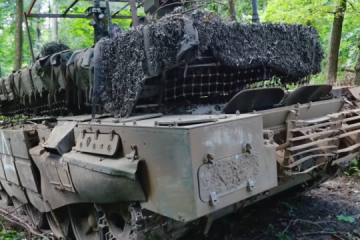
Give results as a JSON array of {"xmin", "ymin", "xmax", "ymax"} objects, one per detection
[{"xmin": 337, "ymin": 214, "xmax": 355, "ymax": 223}]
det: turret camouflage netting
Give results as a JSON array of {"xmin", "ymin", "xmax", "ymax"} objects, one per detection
[{"xmin": 98, "ymin": 7, "xmax": 324, "ymax": 117}]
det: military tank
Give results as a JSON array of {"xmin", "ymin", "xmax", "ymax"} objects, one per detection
[{"xmin": 0, "ymin": 0, "xmax": 359, "ymax": 239}]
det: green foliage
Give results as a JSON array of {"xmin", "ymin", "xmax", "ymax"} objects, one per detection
[
  {"xmin": 345, "ymin": 158, "xmax": 360, "ymax": 177},
  {"xmin": 0, "ymin": 219, "xmax": 26, "ymax": 240},
  {"xmin": 0, "ymin": 0, "xmax": 360, "ymax": 84},
  {"xmin": 336, "ymin": 214, "xmax": 355, "ymax": 223},
  {"xmin": 264, "ymin": 0, "xmax": 360, "ymax": 83},
  {"xmin": 276, "ymin": 232, "xmax": 293, "ymax": 240},
  {"xmin": 0, "ymin": 0, "xmax": 139, "ymax": 76},
  {"xmin": 0, "ymin": 229, "xmax": 26, "ymax": 240},
  {"xmin": 280, "ymin": 202, "xmax": 295, "ymax": 216}
]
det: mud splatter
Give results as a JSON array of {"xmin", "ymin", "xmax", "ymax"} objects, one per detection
[{"xmin": 199, "ymin": 153, "xmax": 259, "ymax": 201}]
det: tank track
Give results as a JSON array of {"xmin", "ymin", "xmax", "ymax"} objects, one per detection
[{"xmin": 126, "ymin": 205, "xmax": 197, "ymax": 240}]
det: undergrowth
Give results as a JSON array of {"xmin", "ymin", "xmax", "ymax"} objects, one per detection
[
  {"xmin": 345, "ymin": 159, "xmax": 360, "ymax": 177},
  {"xmin": 0, "ymin": 219, "xmax": 26, "ymax": 240}
]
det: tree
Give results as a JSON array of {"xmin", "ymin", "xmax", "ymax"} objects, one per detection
[
  {"xmin": 51, "ymin": 0, "xmax": 58, "ymax": 41},
  {"xmin": 325, "ymin": 0, "xmax": 347, "ymax": 84},
  {"xmin": 264, "ymin": 0, "xmax": 360, "ymax": 84},
  {"xmin": 13, "ymin": 0, "xmax": 23, "ymax": 70},
  {"xmin": 355, "ymin": 36, "xmax": 360, "ymax": 85}
]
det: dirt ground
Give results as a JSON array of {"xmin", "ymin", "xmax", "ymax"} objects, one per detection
[
  {"xmin": 198, "ymin": 176, "xmax": 360, "ymax": 240},
  {"xmin": 1, "ymin": 176, "xmax": 359, "ymax": 240}
]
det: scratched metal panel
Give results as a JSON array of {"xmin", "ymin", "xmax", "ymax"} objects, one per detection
[
  {"xmin": 75, "ymin": 124, "xmax": 197, "ymax": 221},
  {"xmin": 56, "ymin": 162, "xmax": 76, "ymax": 193},
  {"xmin": 198, "ymin": 152, "xmax": 260, "ymax": 202},
  {"xmin": 0, "ymin": 179, "xmax": 28, "ymax": 204},
  {"xmin": 41, "ymin": 153, "xmax": 64, "ymax": 190},
  {"xmin": 42, "ymin": 121, "xmax": 78, "ymax": 155},
  {"xmin": 3, "ymin": 129, "xmax": 30, "ymax": 159},
  {"xmin": 73, "ymin": 114, "xmax": 271, "ymax": 222},
  {"xmin": 0, "ymin": 131, "xmax": 12, "ymax": 155},
  {"xmin": 0, "ymin": 155, "xmax": 7, "ymax": 179},
  {"xmin": 14, "ymin": 158, "xmax": 39, "ymax": 193},
  {"xmin": 2, "ymin": 155, "xmax": 20, "ymax": 185},
  {"xmin": 26, "ymin": 189, "xmax": 45, "ymax": 212},
  {"xmin": 188, "ymin": 113, "xmax": 278, "ymax": 218}
]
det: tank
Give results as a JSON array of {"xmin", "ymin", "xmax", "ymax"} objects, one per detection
[{"xmin": 0, "ymin": 1, "xmax": 358, "ymax": 240}]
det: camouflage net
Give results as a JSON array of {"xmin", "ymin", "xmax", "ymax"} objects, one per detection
[
  {"xmin": 99, "ymin": 7, "xmax": 324, "ymax": 117},
  {"xmin": 39, "ymin": 41, "xmax": 70, "ymax": 58}
]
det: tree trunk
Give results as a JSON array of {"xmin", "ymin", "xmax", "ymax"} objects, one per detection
[
  {"xmin": 325, "ymin": 0, "xmax": 346, "ymax": 85},
  {"xmin": 51, "ymin": 0, "xmax": 58, "ymax": 41},
  {"xmin": 355, "ymin": 37, "xmax": 360, "ymax": 86},
  {"xmin": 13, "ymin": 0, "xmax": 23, "ymax": 70},
  {"xmin": 36, "ymin": 2, "xmax": 41, "ymax": 51}
]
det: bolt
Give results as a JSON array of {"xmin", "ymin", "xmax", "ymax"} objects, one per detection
[
  {"xmin": 107, "ymin": 145, "xmax": 112, "ymax": 152},
  {"xmin": 236, "ymin": 110, "xmax": 240, "ymax": 115},
  {"xmin": 100, "ymin": 144, "xmax": 103, "ymax": 149},
  {"xmin": 93, "ymin": 143, "xmax": 96, "ymax": 149}
]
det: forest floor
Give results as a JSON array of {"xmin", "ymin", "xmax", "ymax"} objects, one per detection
[
  {"xmin": 0, "ymin": 176, "xmax": 359, "ymax": 240},
  {"xmin": 199, "ymin": 175, "xmax": 360, "ymax": 240}
]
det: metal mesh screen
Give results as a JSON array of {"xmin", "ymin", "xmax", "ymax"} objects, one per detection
[{"xmin": 162, "ymin": 65, "xmax": 307, "ymax": 103}]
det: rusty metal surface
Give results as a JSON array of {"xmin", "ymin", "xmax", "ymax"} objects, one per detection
[
  {"xmin": 42, "ymin": 121, "xmax": 77, "ymax": 155},
  {"xmin": 14, "ymin": 158, "xmax": 40, "ymax": 193},
  {"xmin": 74, "ymin": 132, "xmax": 119, "ymax": 156},
  {"xmin": 198, "ymin": 152, "xmax": 260, "ymax": 202}
]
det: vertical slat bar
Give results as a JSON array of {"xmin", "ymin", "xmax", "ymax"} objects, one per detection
[
  {"xmin": 129, "ymin": 0, "xmax": 138, "ymax": 27},
  {"xmin": 23, "ymin": 12, "xmax": 35, "ymax": 63}
]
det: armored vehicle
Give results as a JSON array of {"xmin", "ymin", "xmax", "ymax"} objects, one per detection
[{"xmin": 0, "ymin": 0, "xmax": 358, "ymax": 239}]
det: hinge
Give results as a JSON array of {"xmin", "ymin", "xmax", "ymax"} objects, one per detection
[
  {"xmin": 126, "ymin": 145, "xmax": 138, "ymax": 161},
  {"xmin": 108, "ymin": 129, "xmax": 115, "ymax": 141},
  {"xmin": 209, "ymin": 192, "xmax": 218, "ymax": 206}
]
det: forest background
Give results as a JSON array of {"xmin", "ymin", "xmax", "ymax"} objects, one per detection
[{"xmin": 0, "ymin": 0, "xmax": 359, "ymax": 85}]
